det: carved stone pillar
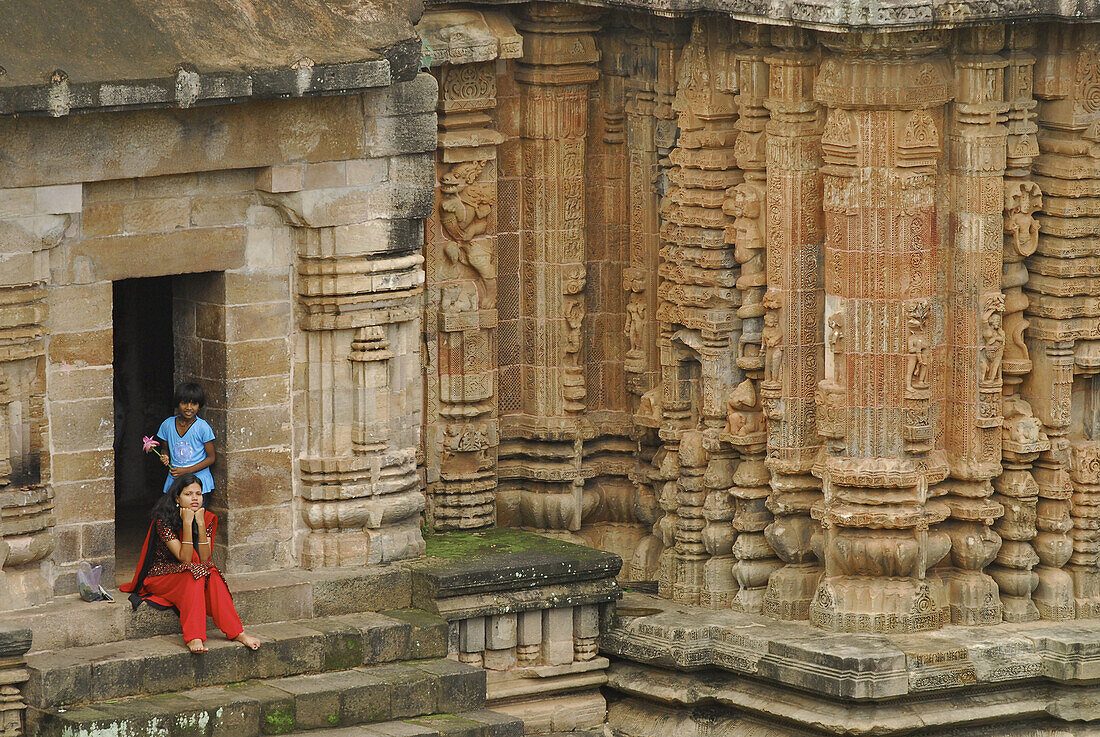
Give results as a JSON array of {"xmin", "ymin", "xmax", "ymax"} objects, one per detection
[
  {"xmin": 935, "ymin": 27, "xmax": 1008, "ymax": 626},
  {"xmin": 0, "ymin": 625, "xmax": 29, "ymax": 737},
  {"xmin": 810, "ymin": 32, "xmax": 952, "ymax": 633},
  {"xmin": 0, "ymin": 278, "xmax": 54, "ymax": 610},
  {"xmin": 1028, "ymin": 24, "xmax": 1100, "ymax": 619},
  {"xmin": 721, "ymin": 25, "xmax": 778, "ymax": 613},
  {"xmin": 657, "ymin": 19, "xmax": 741, "ymax": 605},
  {"xmin": 760, "ymin": 29, "xmax": 825, "ymax": 621},
  {"xmin": 266, "ymin": 161, "xmax": 428, "ymax": 567},
  {"xmin": 623, "ymin": 17, "xmax": 687, "ymax": 583},
  {"xmin": 990, "ymin": 26, "xmax": 1049, "ymax": 623},
  {"xmin": 502, "ymin": 2, "xmax": 600, "ymax": 537},
  {"xmin": 420, "ymin": 12, "xmax": 522, "ymax": 532}
]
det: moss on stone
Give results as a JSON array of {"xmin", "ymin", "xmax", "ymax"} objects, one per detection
[{"xmin": 261, "ymin": 705, "xmax": 296, "ymax": 735}]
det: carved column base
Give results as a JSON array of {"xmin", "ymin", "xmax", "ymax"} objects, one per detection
[
  {"xmin": 937, "ymin": 569, "xmax": 1003, "ymax": 626},
  {"xmin": 1068, "ymin": 567, "xmax": 1100, "ymax": 618},
  {"xmin": 0, "ymin": 486, "xmax": 54, "ymax": 611},
  {"xmin": 761, "ymin": 563, "xmax": 822, "ymax": 621},
  {"xmin": 1033, "ymin": 566, "xmax": 1076, "ymax": 620},
  {"xmin": 991, "ymin": 539, "xmax": 1041, "ymax": 623},
  {"xmin": 300, "ymin": 451, "xmax": 424, "ymax": 567},
  {"xmin": 810, "ymin": 576, "xmax": 948, "ymax": 634},
  {"xmin": 761, "ymin": 474, "xmax": 823, "ymax": 620}
]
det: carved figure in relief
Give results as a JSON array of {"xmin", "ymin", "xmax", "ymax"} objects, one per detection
[
  {"xmin": 906, "ymin": 300, "xmax": 930, "ymax": 392},
  {"xmin": 1004, "ymin": 181, "xmax": 1042, "ymax": 258},
  {"xmin": 440, "ymin": 160, "xmax": 496, "ymax": 281},
  {"xmin": 827, "ymin": 312, "xmax": 847, "ymax": 388},
  {"xmin": 564, "ymin": 298, "xmax": 583, "ymax": 355},
  {"xmin": 980, "ymin": 294, "xmax": 1006, "ymax": 386},
  {"xmin": 1003, "ymin": 396, "xmax": 1045, "ymax": 446},
  {"xmin": 626, "ymin": 299, "xmax": 646, "ymax": 354},
  {"xmin": 637, "ymin": 385, "xmax": 662, "ymax": 427},
  {"xmin": 725, "ymin": 379, "xmax": 763, "ymax": 439},
  {"xmin": 762, "ymin": 309, "xmax": 784, "ymax": 385},
  {"xmin": 727, "ymin": 184, "xmax": 765, "ymax": 267},
  {"xmin": 563, "ymin": 263, "xmax": 587, "ymax": 295},
  {"xmin": 442, "ymin": 283, "xmax": 478, "ymax": 314}
]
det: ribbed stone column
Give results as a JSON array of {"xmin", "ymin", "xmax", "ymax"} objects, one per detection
[{"xmin": 810, "ymin": 31, "xmax": 953, "ymax": 633}]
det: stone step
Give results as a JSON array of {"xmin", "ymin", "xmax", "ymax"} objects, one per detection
[
  {"xmin": 25, "ymin": 609, "xmax": 448, "ymax": 709},
  {"xmin": 7, "ymin": 566, "xmax": 413, "ymax": 654},
  {"xmin": 265, "ymin": 710, "xmax": 523, "ymax": 737},
  {"xmin": 28, "ymin": 658, "xmax": 488, "ymax": 737}
]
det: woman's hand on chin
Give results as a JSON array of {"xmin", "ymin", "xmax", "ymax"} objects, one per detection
[{"xmin": 180, "ymin": 507, "xmax": 195, "ymax": 524}]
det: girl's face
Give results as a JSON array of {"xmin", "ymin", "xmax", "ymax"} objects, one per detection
[
  {"xmin": 177, "ymin": 483, "xmax": 203, "ymax": 510},
  {"xmin": 178, "ymin": 401, "xmax": 200, "ymax": 420}
]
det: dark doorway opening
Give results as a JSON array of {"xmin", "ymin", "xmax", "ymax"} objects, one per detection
[{"xmin": 113, "ymin": 276, "xmax": 175, "ymax": 585}]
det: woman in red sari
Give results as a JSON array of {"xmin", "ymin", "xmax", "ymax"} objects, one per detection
[{"xmin": 121, "ymin": 473, "xmax": 261, "ymax": 653}]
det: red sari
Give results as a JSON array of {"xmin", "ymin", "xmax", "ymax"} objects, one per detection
[{"xmin": 120, "ymin": 513, "xmax": 243, "ymax": 643}]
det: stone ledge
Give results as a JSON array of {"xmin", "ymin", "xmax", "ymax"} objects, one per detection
[
  {"xmin": 603, "ymin": 592, "xmax": 1100, "ymax": 703},
  {"xmin": 408, "ymin": 528, "xmax": 623, "ymax": 604}
]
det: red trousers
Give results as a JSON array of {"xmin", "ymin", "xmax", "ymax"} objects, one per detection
[{"xmin": 141, "ymin": 571, "xmax": 244, "ymax": 643}]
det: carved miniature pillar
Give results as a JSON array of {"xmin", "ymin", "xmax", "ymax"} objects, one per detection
[
  {"xmin": 760, "ymin": 28, "xmax": 825, "ymax": 621},
  {"xmin": 658, "ymin": 19, "xmax": 741, "ymax": 605},
  {"xmin": 721, "ymin": 25, "xmax": 779, "ymax": 613},
  {"xmin": 424, "ymin": 37, "xmax": 518, "ymax": 530},
  {"xmin": 567, "ymin": 21, "xmax": 641, "ymax": 560},
  {"xmin": 623, "ymin": 17, "xmax": 687, "ymax": 582},
  {"xmin": 505, "ymin": 2, "xmax": 600, "ymax": 537},
  {"xmin": 810, "ymin": 32, "xmax": 953, "ymax": 633},
  {"xmin": 0, "ymin": 626, "xmax": 30, "ymax": 737},
  {"xmin": 269, "ymin": 169, "xmax": 427, "ymax": 568},
  {"xmin": 0, "ymin": 279, "xmax": 54, "ymax": 610},
  {"xmin": 1026, "ymin": 25, "xmax": 1097, "ymax": 619},
  {"xmin": 990, "ymin": 26, "xmax": 1049, "ymax": 622},
  {"xmin": 934, "ymin": 27, "xmax": 1008, "ymax": 625}
]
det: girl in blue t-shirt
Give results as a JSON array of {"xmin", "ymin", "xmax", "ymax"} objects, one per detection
[{"xmin": 155, "ymin": 382, "xmax": 216, "ymax": 503}]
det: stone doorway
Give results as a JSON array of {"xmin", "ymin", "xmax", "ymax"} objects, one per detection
[{"xmin": 112, "ymin": 276, "xmax": 176, "ymax": 584}]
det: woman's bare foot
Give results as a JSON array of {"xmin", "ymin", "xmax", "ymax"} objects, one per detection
[
  {"xmin": 234, "ymin": 632, "xmax": 261, "ymax": 650},
  {"xmin": 186, "ymin": 638, "xmax": 208, "ymax": 654}
]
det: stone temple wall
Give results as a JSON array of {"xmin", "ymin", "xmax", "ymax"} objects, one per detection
[
  {"xmin": 421, "ymin": 8, "xmax": 1100, "ymax": 637},
  {"xmin": 0, "ymin": 76, "xmax": 436, "ymax": 605}
]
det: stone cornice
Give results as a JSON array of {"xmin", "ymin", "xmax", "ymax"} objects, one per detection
[{"xmin": 428, "ymin": 0, "xmax": 1100, "ymax": 32}]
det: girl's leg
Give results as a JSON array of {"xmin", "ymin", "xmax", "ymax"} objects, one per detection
[
  {"xmin": 142, "ymin": 574, "xmax": 209, "ymax": 648},
  {"xmin": 204, "ymin": 573, "xmax": 244, "ymax": 640}
]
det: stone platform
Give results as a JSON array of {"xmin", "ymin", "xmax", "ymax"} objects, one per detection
[{"xmin": 603, "ymin": 592, "xmax": 1100, "ymax": 736}]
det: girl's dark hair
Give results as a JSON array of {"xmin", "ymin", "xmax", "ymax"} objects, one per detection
[
  {"xmin": 174, "ymin": 382, "xmax": 205, "ymax": 409},
  {"xmin": 151, "ymin": 473, "xmax": 203, "ymax": 534}
]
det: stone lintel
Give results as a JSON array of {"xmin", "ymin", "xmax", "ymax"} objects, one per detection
[
  {"xmin": 407, "ymin": 528, "xmax": 623, "ymax": 603},
  {"xmin": 604, "ymin": 593, "xmax": 1100, "ymax": 705},
  {"xmin": 429, "ymin": 0, "xmax": 1100, "ymax": 32}
]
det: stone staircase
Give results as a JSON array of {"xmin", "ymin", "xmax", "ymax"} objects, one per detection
[{"xmin": 24, "ymin": 609, "xmax": 523, "ymax": 737}]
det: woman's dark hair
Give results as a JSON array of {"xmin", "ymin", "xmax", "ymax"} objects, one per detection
[
  {"xmin": 174, "ymin": 382, "xmax": 205, "ymax": 409},
  {"xmin": 151, "ymin": 473, "xmax": 203, "ymax": 534}
]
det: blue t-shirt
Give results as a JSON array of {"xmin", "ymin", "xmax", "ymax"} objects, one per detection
[{"xmin": 157, "ymin": 416, "xmax": 215, "ymax": 494}]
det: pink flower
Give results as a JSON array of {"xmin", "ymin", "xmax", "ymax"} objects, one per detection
[{"xmin": 142, "ymin": 436, "xmax": 159, "ymax": 453}]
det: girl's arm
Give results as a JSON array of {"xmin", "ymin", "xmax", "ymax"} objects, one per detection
[
  {"xmin": 163, "ymin": 511, "xmax": 195, "ymax": 563},
  {"xmin": 170, "ymin": 441, "xmax": 215, "ymax": 477},
  {"xmin": 155, "ymin": 435, "xmax": 171, "ymax": 467},
  {"xmin": 194, "ymin": 510, "xmax": 213, "ymax": 562}
]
